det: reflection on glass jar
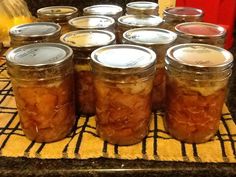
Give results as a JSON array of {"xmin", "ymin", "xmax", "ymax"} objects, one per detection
[
  {"xmin": 123, "ymin": 28, "xmax": 177, "ymax": 111},
  {"xmin": 10, "ymin": 22, "xmax": 61, "ymax": 48},
  {"xmin": 126, "ymin": 1, "xmax": 159, "ymax": 15},
  {"xmin": 162, "ymin": 7, "xmax": 203, "ymax": 31},
  {"xmin": 117, "ymin": 15, "xmax": 163, "ymax": 43},
  {"xmin": 37, "ymin": 6, "xmax": 78, "ymax": 34},
  {"xmin": 6, "ymin": 43, "xmax": 75, "ymax": 143},
  {"xmin": 175, "ymin": 22, "xmax": 226, "ymax": 48},
  {"xmin": 165, "ymin": 44, "xmax": 233, "ymax": 143},
  {"xmin": 91, "ymin": 44, "xmax": 156, "ymax": 145},
  {"xmin": 60, "ymin": 30, "xmax": 115, "ymax": 116}
]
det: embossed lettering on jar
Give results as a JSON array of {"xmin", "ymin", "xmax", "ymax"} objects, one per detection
[
  {"xmin": 6, "ymin": 43, "xmax": 76, "ymax": 143},
  {"xmin": 60, "ymin": 30, "xmax": 115, "ymax": 116},
  {"xmin": 175, "ymin": 22, "xmax": 226, "ymax": 48},
  {"xmin": 165, "ymin": 44, "xmax": 233, "ymax": 143},
  {"xmin": 91, "ymin": 44, "xmax": 156, "ymax": 145},
  {"xmin": 123, "ymin": 28, "xmax": 177, "ymax": 111}
]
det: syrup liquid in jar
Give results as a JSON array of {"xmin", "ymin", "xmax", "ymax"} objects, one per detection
[
  {"xmin": 37, "ymin": 6, "xmax": 79, "ymax": 34},
  {"xmin": 165, "ymin": 43, "xmax": 233, "ymax": 143},
  {"xmin": 60, "ymin": 30, "xmax": 115, "ymax": 116},
  {"xmin": 162, "ymin": 7, "xmax": 203, "ymax": 31},
  {"xmin": 91, "ymin": 44, "xmax": 156, "ymax": 145},
  {"xmin": 10, "ymin": 22, "xmax": 61, "ymax": 48},
  {"xmin": 175, "ymin": 22, "xmax": 226, "ymax": 48},
  {"xmin": 6, "ymin": 43, "xmax": 76, "ymax": 143},
  {"xmin": 123, "ymin": 28, "xmax": 177, "ymax": 111}
]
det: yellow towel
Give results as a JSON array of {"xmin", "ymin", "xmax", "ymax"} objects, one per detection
[{"xmin": 0, "ymin": 58, "xmax": 235, "ymax": 162}]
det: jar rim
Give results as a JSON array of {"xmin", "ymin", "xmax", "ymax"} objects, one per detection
[
  {"xmin": 83, "ymin": 4, "xmax": 123, "ymax": 15},
  {"xmin": 164, "ymin": 7, "xmax": 204, "ymax": 18}
]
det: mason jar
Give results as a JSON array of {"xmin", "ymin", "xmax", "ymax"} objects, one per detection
[
  {"xmin": 126, "ymin": 1, "xmax": 159, "ymax": 15},
  {"xmin": 163, "ymin": 7, "xmax": 203, "ymax": 31},
  {"xmin": 117, "ymin": 15, "xmax": 163, "ymax": 43},
  {"xmin": 6, "ymin": 43, "xmax": 76, "ymax": 143},
  {"xmin": 9, "ymin": 22, "xmax": 61, "ymax": 48},
  {"xmin": 83, "ymin": 4, "xmax": 123, "ymax": 21},
  {"xmin": 68, "ymin": 15, "xmax": 115, "ymax": 33},
  {"xmin": 91, "ymin": 44, "xmax": 156, "ymax": 145},
  {"xmin": 175, "ymin": 22, "xmax": 226, "ymax": 48},
  {"xmin": 37, "ymin": 6, "xmax": 79, "ymax": 34},
  {"xmin": 165, "ymin": 43, "xmax": 233, "ymax": 144},
  {"xmin": 123, "ymin": 28, "xmax": 177, "ymax": 111},
  {"xmin": 60, "ymin": 30, "xmax": 115, "ymax": 116}
]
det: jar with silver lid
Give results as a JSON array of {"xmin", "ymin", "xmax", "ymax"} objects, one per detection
[
  {"xmin": 68, "ymin": 15, "xmax": 115, "ymax": 33},
  {"xmin": 83, "ymin": 5, "xmax": 123, "ymax": 21},
  {"xmin": 9, "ymin": 22, "xmax": 61, "ymax": 48},
  {"xmin": 117, "ymin": 15, "xmax": 163, "ymax": 43},
  {"xmin": 165, "ymin": 43, "xmax": 233, "ymax": 143},
  {"xmin": 126, "ymin": 1, "xmax": 159, "ymax": 16},
  {"xmin": 163, "ymin": 7, "xmax": 203, "ymax": 31},
  {"xmin": 60, "ymin": 30, "xmax": 115, "ymax": 116},
  {"xmin": 91, "ymin": 44, "xmax": 156, "ymax": 145},
  {"xmin": 37, "ymin": 6, "xmax": 79, "ymax": 34},
  {"xmin": 123, "ymin": 28, "xmax": 177, "ymax": 111},
  {"xmin": 175, "ymin": 22, "xmax": 226, "ymax": 48},
  {"xmin": 6, "ymin": 43, "xmax": 76, "ymax": 143}
]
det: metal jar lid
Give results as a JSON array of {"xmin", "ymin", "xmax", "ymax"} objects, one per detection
[
  {"xmin": 37, "ymin": 6, "xmax": 79, "ymax": 23},
  {"xmin": 118, "ymin": 15, "xmax": 163, "ymax": 28},
  {"xmin": 68, "ymin": 15, "xmax": 115, "ymax": 30},
  {"xmin": 60, "ymin": 30, "xmax": 115, "ymax": 51},
  {"xmin": 164, "ymin": 7, "xmax": 203, "ymax": 20},
  {"xmin": 126, "ymin": 1, "xmax": 159, "ymax": 15},
  {"xmin": 9, "ymin": 22, "xmax": 61, "ymax": 42},
  {"xmin": 175, "ymin": 22, "xmax": 226, "ymax": 38},
  {"xmin": 83, "ymin": 5, "xmax": 123, "ymax": 20},
  {"xmin": 6, "ymin": 43, "xmax": 73, "ymax": 80},
  {"xmin": 123, "ymin": 28, "xmax": 177, "ymax": 45},
  {"xmin": 91, "ymin": 44, "xmax": 156, "ymax": 74},
  {"xmin": 166, "ymin": 43, "xmax": 233, "ymax": 72}
]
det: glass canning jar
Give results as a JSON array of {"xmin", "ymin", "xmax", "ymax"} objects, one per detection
[
  {"xmin": 9, "ymin": 22, "xmax": 61, "ymax": 48},
  {"xmin": 83, "ymin": 4, "xmax": 123, "ymax": 21},
  {"xmin": 175, "ymin": 22, "xmax": 226, "ymax": 48},
  {"xmin": 123, "ymin": 28, "xmax": 177, "ymax": 111},
  {"xmin": 165, "ymin": 43, "xmax": 233, "ymax": 144},
  {"xmin": 91, "ymin": 44, "xmax": 156, "ymax": 145},
  {"xmin": 126, "ymin": 1, "xmax": 159, "ymax": 15},
  {"xmin": 117, "ymin": 15, "xmax": 163, "ymax": 43},
  {"xmin": 37, "ymin": 6, "xmax": 79, "ymax": 34},
  {"xmin": 68, "ymin": 15, "xmax": 115, "ymax": 33},
  {"xmin": 6, "ymin": 43, "xmax": 76, "ymax": 143},
  {"xmin": 163, "ymin": 7, "xmax": 203, "ymax": 31},
  {"xmin": 60, "ymin": 30, "xmax": 115, "ymax": 116}
]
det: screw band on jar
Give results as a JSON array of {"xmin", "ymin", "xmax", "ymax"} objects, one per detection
[
  {"xmin": 61, "ymin": 30, "xmax": 115, "ymax": 116},
  {"xmin": 91, "ymin": 44, "xmax": 156, "ymax": 145},
  {"xmin": 6, "ymin": 43, "xmax": 76, "ymax": 143},
  {"xmin": 126, "ymin": 1, "xmax": 159, "ymax": 15},
  {"xmin": 165, "ymin": 43, "xmax": 233, "ymax": 144},
  {"xmin": 9, "ymin": 22, "xmax": 61, "ymax": 47},
  {"xmin": 175, "ymin": 22, "xmax": 226, "ymax": 48},
  {"xmin": 123, "ymin": 27, "xmax": 177, "ymax": 111}
]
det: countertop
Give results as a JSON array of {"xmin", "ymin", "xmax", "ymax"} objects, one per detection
[{"xmin": 0, "ymin": 0, "xmax": 236, "ymax": 176}]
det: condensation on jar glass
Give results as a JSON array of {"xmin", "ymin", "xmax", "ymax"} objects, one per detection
[
  {"xmin": 123, "ymin": 28, "xmax": 177, "ymax": 111},
  {"xmin": 37, "ymin": 6, "xmax": 79, "ymax": 34},
  {"xmin": 91, "ymin": 44, "xmax": 156, "ymax": 145},
  {"xmin": 68, "ymin": 15, "xmax": 115, "ymax": 33},
  {"xmin": 117, "ymin": 15, "xmax": 163, "ymax": 43},
  {"xmin": 6, "ymin": 43, "xmax": 76, "ymax": 143},
  {"xmin": 165, "ymin": 43, "xmax": 233, "ymax": 144},
  {"xmin": 175, "ymin": 22, "xmax": 226, "ymax": 48},
  {"xmin": 83, "ymin": 4, "xmax": 123, "ymax": 21},
  {"xmin": 126, "ymin": 1, "xmax": 159, "ymax": 16},
  {"xmin": 60, "ymin": 30, "xmax": 115, "ymax": 116},
  {"xmin": 9, "ymin": 22, "xmax": 61, "ymax": 48},
  {"xmin": 163, "ymin": 7, "xmax": 203, "ymax": 31}
]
